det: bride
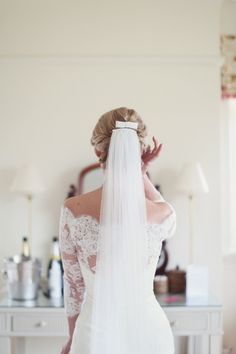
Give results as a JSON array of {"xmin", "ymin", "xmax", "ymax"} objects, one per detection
[{"xmin": 59, "ymin": 107, "xmax": 176, "ymax": 354}]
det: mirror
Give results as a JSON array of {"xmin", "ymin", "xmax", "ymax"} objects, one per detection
[{"xmin": 67, "ymin": 162, "xmax": 103, "ymax": 197}]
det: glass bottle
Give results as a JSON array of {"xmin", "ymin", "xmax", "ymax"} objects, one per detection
[{"xmin": 47, "ymin": 236, "xmax": 63, "ymax": 298}]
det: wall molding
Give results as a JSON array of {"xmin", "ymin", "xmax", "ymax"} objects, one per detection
[{"xmin": 0, "ymin": 55, "xmax": 224, "ymax": 66}]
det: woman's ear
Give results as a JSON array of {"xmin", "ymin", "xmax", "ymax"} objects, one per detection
[{"xmin": 95, "ymin": 148, "xmax": 102, "ymax": 158}]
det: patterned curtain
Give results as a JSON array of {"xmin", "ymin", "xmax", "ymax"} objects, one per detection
[{"xmin": 221, "ymin": 35, "xmax": 236, "ymax": 99}]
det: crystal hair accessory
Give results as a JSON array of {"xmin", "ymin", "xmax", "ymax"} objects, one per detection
[{"xmin": 115, "ymin": 121, "xmax": 138, "ymax": 131}]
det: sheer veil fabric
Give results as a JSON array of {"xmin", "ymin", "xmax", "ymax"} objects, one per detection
[{"xmin": 90, "ymin": 120, "xmax": 151, "ymax": 354}]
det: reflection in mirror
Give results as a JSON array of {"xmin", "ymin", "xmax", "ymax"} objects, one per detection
[
  {"xmin": 67, "ymin": 163, "xmax": 103, "ymax": 197},
  {"xmin": 79, "ymin": 163, "xmax": 103, "ymax": 194}
]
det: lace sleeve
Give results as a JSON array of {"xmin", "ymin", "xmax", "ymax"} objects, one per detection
[{"xmin": 59, "ymin": 205, "xmax": 86, "ymax": 317}]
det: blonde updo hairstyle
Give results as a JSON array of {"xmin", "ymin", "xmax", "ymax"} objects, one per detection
[{"xmin": 91, "ymin": 107, "xmax": 147, "ymax": 163}]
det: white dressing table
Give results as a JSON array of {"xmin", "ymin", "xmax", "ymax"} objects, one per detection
[{"xmin": 0, "ymin": 291, "xmax": 223, "ymax": 354}]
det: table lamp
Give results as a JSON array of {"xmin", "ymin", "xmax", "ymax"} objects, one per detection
[
  {"xmin": 10, "ymin": 163, "xmax": 45, "ymax": 255},
  {"xmin": 176, "ymin": 161, "xmax": 209, "ymax": 298}
]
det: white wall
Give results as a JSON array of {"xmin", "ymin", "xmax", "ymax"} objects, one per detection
[{"xmin": 0, "ymin": 1, "xmax": 223, "ymax": 353}]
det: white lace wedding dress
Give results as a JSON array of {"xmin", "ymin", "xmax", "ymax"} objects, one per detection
[{"xmin": 59, "ymin": 200, "xmax": 176, "ymax": 354}]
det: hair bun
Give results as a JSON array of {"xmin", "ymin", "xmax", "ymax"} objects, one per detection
[{"xmin": 91, "ymin": 107, "xmax": 147, "ymax": 163}]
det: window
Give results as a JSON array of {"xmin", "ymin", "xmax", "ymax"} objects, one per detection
[{"xmin": 221, "ymin": 98, "xmax": 236, "ymax": 254}]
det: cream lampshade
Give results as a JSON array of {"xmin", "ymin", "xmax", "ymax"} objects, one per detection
[
  {"xmin": 10, "ymin": 164, "xmax": 45, "ymax": 255},
  {"xmin": 10, "ymin": 164, "xmax": 45, "ymax": 196},
  {"xmin": 176, "ymin": 161, "xmax": 209, "ymax": 197}
]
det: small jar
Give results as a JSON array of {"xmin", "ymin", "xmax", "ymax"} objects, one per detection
[
  {"xmin": 166, "ymin": 265, "xmax": 186, "ymax": 294},
  {"xmin": 153, "ymin": 275, "xmax": 168, "ymax": 294}
]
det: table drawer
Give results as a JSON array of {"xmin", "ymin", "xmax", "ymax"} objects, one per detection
[
  {"xmin": 12, "ymin": 314, "xmax": 67, "ymax": 335},
  {"xmin": 166, "ymin": 311, "xmax": 209, "ymax": 333},
  {"xmin": 0, "ymin": 314, "xmax": 7, "ymax": 331}
]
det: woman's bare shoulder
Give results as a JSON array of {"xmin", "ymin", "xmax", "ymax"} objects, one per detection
[{"xmin": 63, "ymin": 188, "xmax": 102, "ymax": 218}]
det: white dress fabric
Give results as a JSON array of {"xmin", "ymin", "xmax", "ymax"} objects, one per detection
[{"xmin": 59, "ymin": 201, "xmax": 176, "ymax": 354}]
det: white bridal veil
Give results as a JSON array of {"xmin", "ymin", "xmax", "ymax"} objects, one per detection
[{"xmin": 90, "ymin": 120, "xmax": 150, "ymax": 354}]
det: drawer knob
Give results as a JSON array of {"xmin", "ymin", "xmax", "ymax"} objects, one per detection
[
  {"xmin": 35, "ymin": 321, "xmax": 47, "ymax": 328},
  {"xmin": 169, "ymin": 320, "xmax": 178, "ymax": 327}
]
